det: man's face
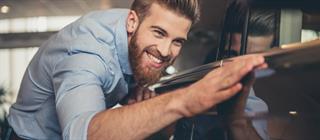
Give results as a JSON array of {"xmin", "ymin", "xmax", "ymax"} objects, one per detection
[
  {"xmin": 228, "ymin": 33, "xmax": 274, "ymax": 55},
  {"xmin": 128, "ymin": 3, "xmax": 192, "ymax": 86}
]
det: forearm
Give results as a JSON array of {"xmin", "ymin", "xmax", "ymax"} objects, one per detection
[
  {"xmin": 88, "ymin": 88, "xmax": 186, "ymax": 140},
  {"xmin": 87, "ymin": 54, "xmax": 266, "ymax": 140}
]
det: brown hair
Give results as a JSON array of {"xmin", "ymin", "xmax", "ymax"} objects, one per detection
[{"xmin": 131, "ymin": 0, "xmax": 200, "ymax": 25}]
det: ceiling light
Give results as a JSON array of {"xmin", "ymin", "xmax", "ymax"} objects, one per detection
[{"xmin": 1, "ymin": 5, "xmax": 10, "ymax": 14}]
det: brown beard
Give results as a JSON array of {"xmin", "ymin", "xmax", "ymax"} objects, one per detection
[{"xmin": 128, "ymin": 31, "xmax": 174, "ymax": 86}]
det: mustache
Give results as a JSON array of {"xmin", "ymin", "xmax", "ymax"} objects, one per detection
[{"xmin": 143, "ymin": 46, "xmax": 172, "ymax": 63}]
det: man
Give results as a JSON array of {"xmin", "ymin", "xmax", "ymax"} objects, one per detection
[{"xmin": 5, "ymin": 0, "xmax": 266, "ymax": 140}]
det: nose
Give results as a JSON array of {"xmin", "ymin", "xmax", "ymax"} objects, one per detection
[{"xmin": 158, "ymin": 40, "xmax": 171, "ymax": 57}]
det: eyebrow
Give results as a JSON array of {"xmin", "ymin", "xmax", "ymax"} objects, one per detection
[{"xmin": 151, "ymin": 25, "xmax": 187, "ymax": 41}]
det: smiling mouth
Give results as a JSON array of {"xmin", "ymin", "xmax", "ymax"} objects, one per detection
[
  {"xmin": 146, "ymin": 51, "xmax": 164, "ymax": 68},
  {"xmin": 147, "ymin": 52, "xmax": 163, "ymax": 63}
]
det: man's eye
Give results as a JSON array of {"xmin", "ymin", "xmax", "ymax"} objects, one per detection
[
  {"xmin": 154, "ymin": 30, "xmax": 164, "ymax": 38},
  {"xmin": 173, "ymin": 40, "xmax": 184, "ymax": 47}
]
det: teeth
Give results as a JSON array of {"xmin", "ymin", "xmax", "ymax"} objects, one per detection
[{"xmin": 147, "ymin": 53, "xmax": 162, "ymax": 64}]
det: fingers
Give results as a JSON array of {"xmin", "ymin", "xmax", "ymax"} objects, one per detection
[
  {"xmin": 213, "ymin": 83, "xmax": 242, "ymax": 104},
  {"xmin": 209, "ymin": 54, "xmax": 265, "ymax": 90},
  {"xmin": 230, "ymin": 54, "xmax": 264, "ymax": 61},
  {"xmin": 228, "ymin": 54, "xmax": 265, "ymax": 69},
  {"xmin": 132, "ymin": 88, "xmax": 157, "ymax": 103},
  {"xmin": 256, "ymin": 63, "xmax": 268, "ymax": 70},
  {"xmin": 182, "ymin": 54, "xmax": 266, "ymax": 116},
  {"xmin": 143, "ymin": 90, "xmax": 151, "ymax": 99},
  {"xmin": 150, "ymin": 91, "xmax": 157, "ymax": 98},
  {"xmin": 125, "ymin": 86, "xmax": 158, "ymax": 105},
  {"xmin": 143, "ymin": 88, "xmax": 156, "ymax": 100},
  {"xmin": 210, "ymin": 55, "xmax": 264, "ymax": 102},
  {"xmin": 208, "ymin": 62, "xmax": 249, "ymax": 90},
  {"xmin": 136, "ymin": 88, "xmax": 143, "ymax": 102}
]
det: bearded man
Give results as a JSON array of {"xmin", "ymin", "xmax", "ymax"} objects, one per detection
[{"xmin": 5, "ymin": 0, "xmax": 266, "ymax": 140}]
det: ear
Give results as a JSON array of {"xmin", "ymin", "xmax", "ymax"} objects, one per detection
[{"xmin": 126, "ymin": 10, "xmax": 139, "ymax": 34}]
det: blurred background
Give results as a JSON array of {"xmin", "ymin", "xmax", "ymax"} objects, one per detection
[{"xmin": 0, "ymin": 0, "xmax": 320, "ymax": 139}]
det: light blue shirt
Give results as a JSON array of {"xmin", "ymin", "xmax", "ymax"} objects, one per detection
[{"xmin": 8, "ymin": 9, "xmax": 132, "ymax": 140}]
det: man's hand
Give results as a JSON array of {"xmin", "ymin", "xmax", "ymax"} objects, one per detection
[
  {"xmin": 178, "ymin": 54, "xmax": 266, "ymax": 117},
  {"xmin": 88, "ymin": 54, "xmax": 266, "ymax": 140}
]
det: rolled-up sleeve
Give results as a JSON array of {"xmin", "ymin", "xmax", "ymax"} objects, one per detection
[{"xmin": 52, "ymin": 53, "xmax": 112, "ymax": 140}]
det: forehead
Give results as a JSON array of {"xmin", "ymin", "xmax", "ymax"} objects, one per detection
[{"xmin": 140, "ymin": 3, "xmax": 192, "ymax": 37}]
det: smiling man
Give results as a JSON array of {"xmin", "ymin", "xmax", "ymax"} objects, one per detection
[
  {"xmin": 5, "ymin": 0, "xmax": 266, "ymax": 140},
  {"xmin": 128, "ymin": 2, "xmax": 190, "ymax": 86}
]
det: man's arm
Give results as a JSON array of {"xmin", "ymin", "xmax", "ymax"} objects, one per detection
[{"xmin": 88, "ymin": 54, "xmax": 266, "ymax": 140}]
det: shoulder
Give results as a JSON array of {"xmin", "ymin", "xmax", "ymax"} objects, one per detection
[{"xmin": 77, "ymin": 9, "xmax": 130, "ymax": 29}]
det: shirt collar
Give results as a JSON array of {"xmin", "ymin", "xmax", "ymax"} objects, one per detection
[{"xmin": 115, "ymin": 10, "xmax": 133, "ymax": 75}]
